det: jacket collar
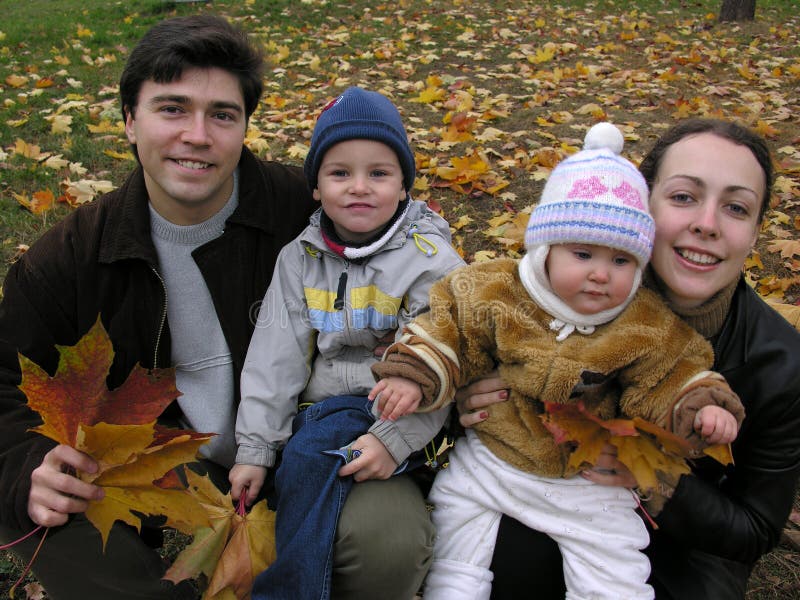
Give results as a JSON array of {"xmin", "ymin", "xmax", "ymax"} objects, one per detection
[
  {"xmin": 98, "ymin": 147, "xmax": 272, "ymax": 265},
  {"xmin": 713, "ymin": 277, "xmax": 749, "ymax": 373}
]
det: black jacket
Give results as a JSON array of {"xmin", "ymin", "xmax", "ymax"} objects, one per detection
[
  {"xmin": 646, "ymin": 279, "xmax": 800, "ymax": 599},
  {"xmin": 0, "ymin": 148, "xmax": 316, "ymax": 530}
]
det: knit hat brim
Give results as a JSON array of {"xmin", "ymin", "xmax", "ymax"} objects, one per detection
[
  {"xmin": 304, "ymin": 87, "xmax": 416, "ymax": 193},
  {"xmin": 525, "ymin": 198, "xmax": 655, "ymax": 267}
]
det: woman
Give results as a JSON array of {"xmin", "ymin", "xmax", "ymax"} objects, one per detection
[{"xmin": 454, "ymin": 119, "xmax": 800, "ymax": 599}]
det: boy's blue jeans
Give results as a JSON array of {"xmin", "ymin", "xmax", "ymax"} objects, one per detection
[{"xmin": 251, "ymin": 395, "xmax": 379, "ymax": 600}]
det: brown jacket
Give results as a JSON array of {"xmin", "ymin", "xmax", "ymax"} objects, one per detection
[{"xmin": 374, "ymin": 258, "xmax": 743, "ymax": 477}]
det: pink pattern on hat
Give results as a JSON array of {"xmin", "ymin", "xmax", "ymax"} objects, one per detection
[
  {"xmin": 613, "ymin": 181, "xmax": 645, "ymax": 209},
  {"xmin": 567, "ymin": 176, "xmax": 608, "ymax": 199}
]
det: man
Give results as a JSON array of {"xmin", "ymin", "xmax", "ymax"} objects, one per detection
[{"xmin": 0, "ymin": 15, "xmax": 433, "ymax": 599}]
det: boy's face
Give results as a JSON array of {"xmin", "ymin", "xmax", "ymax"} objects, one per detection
[
  {"xmin": 125, "ymin": 67, "xmax": 247, "ymax": 225},
  {"xmin": 546, "ymin": 244, "xmax": 638, "ymax": 315},
  {"xmin": 313, "ymin": 139, "xmax": 406, "ymax": 243}
]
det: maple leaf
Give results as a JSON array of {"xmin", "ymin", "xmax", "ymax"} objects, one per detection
[
  {"xmin": 18, "ymin": 317, "xmax": 215, "ymax": 548},
  {"xmin": 13, "ymin": 190, "xmax": 54, "ymax": 215},
  {"xmin": 541, "ymin": 402, "xmax": 731, "ymax": 494},
  {"xmin": 767, "ymin": 239, "xmax": 800, "ymax": 260},
  {"xmin": 166, "ymin": 470, "xmax": 277, "ymax": 599},
  {"xmin": 13, "ymin": 138, "xmax": 49, "ymax": 160},
  {"xmin": 59, "ymin": 178, "xmax": 116, "ymax": 207},
  {"xmin": 20, "ymin": 318, "xmax": 180, "ymax": 446},
  {"xmin": 6, "ymin": 74, "xmax": 29, "ymax": 88},
  {"xmin": 76, "ymin": 422, "xmax": 212, "ymax": 548}
]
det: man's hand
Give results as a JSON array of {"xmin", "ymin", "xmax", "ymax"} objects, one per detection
[
  {"xmin": 454, "ymin": 370, "xmax": 509, "ymax": 427},
  {"xmin": 337, "ymin": 433, "xmax": 398, "ymax": 481},
  {"xmin": 369, "ymin": 376, "xmax": 423, "ymax": 421},
  {"xmin": 28, "ymin": 444, "xmax": 104, "ymax": 527}
]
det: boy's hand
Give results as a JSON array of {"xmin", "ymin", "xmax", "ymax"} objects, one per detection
[
  {"xmin": 337, "ymin": 433, "xmax": 398, "ymax": 481},
  {"xmin": 694, "ymin": 405, "xmax": 739, "ymax": 445},
  {"xmin": 229, "ymin": 463, "xmax": 267, "ymax": 506},
  {"xmin": 369, "ymin": 376, "xmax": 423, "ymax": 421}
]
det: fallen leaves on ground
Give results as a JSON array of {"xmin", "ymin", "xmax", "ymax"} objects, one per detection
[{"xmin": 3, "ymin": 2, "xmax": 798, "ymax": 304}]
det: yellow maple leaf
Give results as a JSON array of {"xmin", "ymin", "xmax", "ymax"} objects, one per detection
[
  {"xmin": 6, "ymin": 74, "xmax": 29, "ymax": 88},
  {"xmin": 60, "ymin": 178, "xmax": 116, "ymax": 206},
  {"xmin": 166, "ymin": 470, "xmax": 277, "ymax": 599},
  {"xmin": 542, "ymin": 402, "xmax": 731, "ymax": 494},
  {"xmin": 451, "ymin": 215, "xmax": 473, "ymax": 230},
  {"xmin": 13, "ymin": 190, "xmax": 54, "ymax": 214},
  {"xmin": 87, "ymin": 121, "xmax": 125, "ymax": 134},
  {"xmin": 46, "ymin": 114, "xmax": 73, "ymax": 134},
  {"xmin": 753, "ymin": 120, "xmax": 779, "ymax": 139},
  {"xmin": 767, "ymin": 239, "xmax": 800, "ymax": 259},
  {"xmin": 77, "ymin": 422, "xmax": 212, "ymax": 548},
  {"xmin": 414, "ymin": 86, "xmax": 446, "ymax": 104},
  {"xmin": 103, "ymin": 149, "xmax": 135, "ymax": 161},
  {"xmin": 13, "ymin": 138, "xmax": 47, "ymax": 160}
]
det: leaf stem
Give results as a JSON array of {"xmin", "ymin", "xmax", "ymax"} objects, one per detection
[
  {"xmin": 0, "ymin": 524, "xmax": 43, "ymax": 550},
  {"xmin": 6, "ymin": 525, "xmax": 49, "ymax": 598}
]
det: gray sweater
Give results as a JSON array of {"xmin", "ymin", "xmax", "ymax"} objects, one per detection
[{"xmin": 150, "ymin": 175, "xmax": 239, "ymax": 467}]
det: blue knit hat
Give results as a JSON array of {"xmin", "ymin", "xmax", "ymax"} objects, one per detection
[
  {"xmin": 524, "ymin": 122, "xmax": 654, "ymax": 266},
  {"xmin": 304, "ymin": 87, "xmax": 416, "ymax": 193}
]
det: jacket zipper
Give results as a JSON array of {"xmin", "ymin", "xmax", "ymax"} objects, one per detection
[
  {"xmin": 150, "ymin": 266, "xmax": 168, "ymax": 369},
  {"xmin": 334, "ymin": 266, "xmax": 348, "ymax": 310}
]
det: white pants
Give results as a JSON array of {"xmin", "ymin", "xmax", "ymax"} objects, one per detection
[{"xmin": 423, "ymin": 430, "xmax": 653, "ymax": 600}]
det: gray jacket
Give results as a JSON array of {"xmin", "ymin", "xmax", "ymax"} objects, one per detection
[{"xmin": 235, "ymin": 200, "xmax": 464, "ymax": 467}]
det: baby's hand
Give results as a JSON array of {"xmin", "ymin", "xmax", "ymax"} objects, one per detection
[
  {"xmin": 229, "ymin": 463, "xmax": 267, "ymax": 506},
  {"xmin": 694, "ymin": 405, "xmax": 739, "ymax": 445},
  {"xmin": 369, "ymin": 376, "xmax": 423, "ymax": 421}
]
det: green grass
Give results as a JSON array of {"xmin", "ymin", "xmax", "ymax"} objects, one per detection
[{"xmin": 1, "ymin": 0, "xmax": 799, "ymax": 597}]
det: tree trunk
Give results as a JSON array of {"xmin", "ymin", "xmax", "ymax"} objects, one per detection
[{"xmin": 719, "ymin": 0, "xmax": 756, "ymax": 21}]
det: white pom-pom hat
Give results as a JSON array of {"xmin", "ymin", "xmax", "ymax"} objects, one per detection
[
  {"xmin": 519, "ymin": 123, "xmax": 655, "ymax": 341},
  {"xmin": 525, "ymin": 122, "xmax": 654, "ymax": 265}
]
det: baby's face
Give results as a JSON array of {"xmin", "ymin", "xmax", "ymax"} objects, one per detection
[
  {"xmin": 545, "ymin": 244, "xmax": 638, "ymax": 315},
  {"xmin": 313, "ymin": 139, "xmax": 406, "ymax": 243}
]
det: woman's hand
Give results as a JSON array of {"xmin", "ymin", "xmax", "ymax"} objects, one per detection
[
  {"xmin": 337, "ymin": 433, "xmax": 398, "ymax": 481},
  {"xmin": 454, "ymin": 370, "xmax": 509, "ymax": 428},
  {"xmin": 580, "ymin": 443, "xmax": 637, "ymax": 489},
  {"xmin": 28, "ymin": 444, "xmax": 104, "ymax": 527}
]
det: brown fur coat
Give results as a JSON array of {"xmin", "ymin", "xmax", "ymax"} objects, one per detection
[{"xmin": 373, "ymin": 258, "xmax": 743, "ymax": 477}]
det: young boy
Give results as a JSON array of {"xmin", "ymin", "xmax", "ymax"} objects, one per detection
[
  {"xmin": 230, "ymin": 87, "xmax": 464, "ymax": 600},
  {"xmin": 370, "ymin": 123, "xmax": 745, "ymax": 599}
]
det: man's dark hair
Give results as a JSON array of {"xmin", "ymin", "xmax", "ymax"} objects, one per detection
[
  {"xmin": 119, "ymin": 15, "xmax": 264, "ymax": 123},
  {"xmin": 639, "ymin": 118, "xmax": 774, "ymax": 223}
]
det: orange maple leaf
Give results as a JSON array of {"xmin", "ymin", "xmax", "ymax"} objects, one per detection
[
  {"xmin": 541, "ymin": 402, "xmax": 732, "ymax": 494},
  {"xmin": 165, "ymin": 470, "xmax": 277, "ymax": 599},
  {"xmin": 19, "ymin": 317, "xmax": 214, "ymax": 548},
  {"xmin": 13, "ymin": 190, "xmax": 54, "ymax": 215},
  {"xmin": 20, "ymin": 317, "xmax": 180, "ymax": 447}
]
